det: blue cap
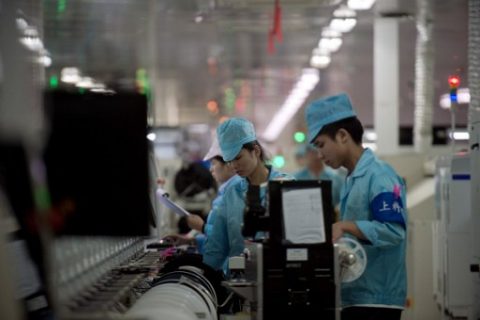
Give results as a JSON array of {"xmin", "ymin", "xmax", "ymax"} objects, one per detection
[
  {"xmin": 217, "ymin": 118, "xmax": 257, "ymax": 162},
  {"xmin": 305, "ymin": 93, "xmax": 357, "ymax": 143}
]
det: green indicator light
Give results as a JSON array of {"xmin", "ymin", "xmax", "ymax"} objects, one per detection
[
  {"xmin": 294, "ymin": 131, "xmax": 306, "ymax": 143},
  {"xmin": 49, "ymin": 75, "xmax": 59, "ymax": 89},
  {"xmin": 272, "ymin": 155, "xmax": 285, "ymax": 168},
  {"xmin": 57, "ymin": 0, "xmax": 67, "ymax": 13},
  {"xmin": 78, "ymin": 87, "xmax": 85, "ymax": 94},
  {"xmin": 34, "ymin": 186, "xmax": 51, "ymax": 211}
]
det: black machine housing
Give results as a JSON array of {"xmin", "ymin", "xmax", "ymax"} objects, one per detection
[{"xmin": 244, "ymin": 179, "xmax": 339, "ymax": 320}]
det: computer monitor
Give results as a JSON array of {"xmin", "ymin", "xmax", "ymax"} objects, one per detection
[
  {"xmin": 267, "ymin": 180, "xmax": 333, "ymax": 245},
  {"xmin": 43, "ymin": 90, "xmax": 152, "ymax": 236}
]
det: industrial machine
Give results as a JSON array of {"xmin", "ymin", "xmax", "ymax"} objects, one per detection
[
  {"xmin": 433, "ymin": 154, "xmax": 479, "ymax": 319},
  {"xmin": 221, "ymin": 180, "xmax": 367, "ymax": 320}
]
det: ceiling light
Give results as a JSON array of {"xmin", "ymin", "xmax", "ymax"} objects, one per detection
[
  {"xmin": 321, "ymin": 28, "xmax": 342, "ymax": 38},
  {"xmin": 330, "ymin": 5, "xmax": 357, "ymax": 33},
  {"xmin": 20, "ymin": 27, "xmax": 44, "ymax": 51},
  {"xmin": 74, "ymin": 77, "xmax": 105, "ymax": 90},
  {"xmin": 16, "ymin": 17, "xmax": 28, "ymax": 30},
  {"xmin": 318, "ymin": 37, "xmax": 343, "ymax": 52},
  {"xmin": 310, "ymin": 49, "xmax": 331, "ymax": 69},
  {"xmin": 90, "ymin": 88, "xmax": 115, "ymax": 94},
  {"xmin": 333, "ymin": 5, "xmax": 356, "ymax": 18},
  {"xmin": 348, "ymin": 0, "xmax": 376, "ymax": 10},
  {"xmin": 310, "ymin": 55, "xmax": 331, "ymax": 69},
  {"xmin": 38, "ymin": 55, "xmax": 52, "ymax": 67},
  {"xmin": 61, "ymin": 67, "xmax": 81, "ymax": 84},
  {"xmin": 75, "ymin": 77, "xmax": 96, "ymax": 88},
  {"xmin": 329, "ymin": 18, "xmax": 357, "ymax": 33},
  {"xmin": 147, "ymin": 133, "xmax": 157, "ymax": 141},
  {"xmin": 449, "ymin": 131, "xmax": 469, "ymax": 141},
  {"xmin": 262, "ymin": 69, "xmax": 319, "ymax": 142}
]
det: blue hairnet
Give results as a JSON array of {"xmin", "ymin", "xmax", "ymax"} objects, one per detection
[
  {"xmin": 217, "ymin": 118, "xmax": 257, "ymax": 162},
  {"xmin": 305, "ymin": 93, "xmax": 357, "ymax": 143}
]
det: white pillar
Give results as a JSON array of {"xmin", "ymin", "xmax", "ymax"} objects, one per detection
[{"xmin": 374, "ymin": 0, "xmax": 400, "ymax": 155}]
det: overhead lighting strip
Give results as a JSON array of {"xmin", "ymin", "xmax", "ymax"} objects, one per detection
[{"xmin": 262, "ymin": 69, "xmax": 320, "ymax": 142}]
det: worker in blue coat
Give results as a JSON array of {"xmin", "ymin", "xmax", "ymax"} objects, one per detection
[
  {"xmin": 203, "ymin": 118, "xmax": 293, "ymax": 272},
  {"xmin": 166, "ymin": 136, "xmax": 242, "ymax": 255},
  {"xmin": 190, "ymin": 136, "xmax": 243, "ymax": 254},
  {"xmin": 305, "ymin": 93, "xmax": 407, "ymax": 320},
  {"xmin": 293, "ymin": 143, "xmax": 345, "ymax": 208}
]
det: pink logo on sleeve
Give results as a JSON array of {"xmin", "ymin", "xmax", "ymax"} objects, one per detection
[{"xmin": 393, "ymin": 184, "xmax": 401, "ymax": 199}]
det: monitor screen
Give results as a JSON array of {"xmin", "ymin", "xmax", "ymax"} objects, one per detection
[
  {"xmin": 267, "ymin": 180, "xmax": 333, "ymax": 245},
  {"xmin": 43, "ymin": 90, "xmax": 152, "ymax": 236}
]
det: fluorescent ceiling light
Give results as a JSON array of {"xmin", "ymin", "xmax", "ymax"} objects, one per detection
[
  {"xmin": 333, "ymin": 5, "xmax": 356, "ymax": 18},
  {"xmin": 20, "ymin": 27, "xmax": 44, "ymax": 52},
  {"xmin": 318, "ymin": 37, "xmax": 343, "ymax": 52},
  {"xmin": 61, "ymin": 67, "xmax": 81, "ymax": 84},
  {"xmin": 75, "ymin": 77, "xmax": 95, "ymax": 88},
  {"xmin": 90, "ymin": 88, "xmax": 115, "ymax": 94},
  {"xmin": 262, "ymin": 69, "xmax": 319, "ymax": 142},
  {"xmin": 38, "ymin": 55, "xmax": 52, "ymax": 67},
  {"xmin": 16, "ymin": 17, "xmax": 28, "ymax": 30},
  {"xmin": 310, "ymin": 54, "xmax": 331, "ymax": 69},
  {"xmin": 329, "ymin": 18, "xmax": 357, "ymax": 33},
  {"xmin": 322, "ymin": 28, "xmax": 342, "ymax": 38},
  {"xmin": 439, "ymin": 88, "xmax": 470, "ymax": 109},
  {"xmin": 449, "ymin": 131, "xmax": 469, "ymax": 141},
  {"xmin": 348, "ymin": 0, "xmax": 376, "ymax": 10}
]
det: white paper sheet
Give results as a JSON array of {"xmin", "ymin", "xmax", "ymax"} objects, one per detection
[
  {"xmin": 156, "ymin": 188, "xmax": 190, "ymax": 217},
  {"xmin": 281, "ymin": 188, "xmax": 325, "ymax": 244}
]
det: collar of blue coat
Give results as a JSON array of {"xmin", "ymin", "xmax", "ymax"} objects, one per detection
[
  {"xmin": 218, "ymin": 174, "xmax": 242, "ymax": 194},
  {"xmin": 237, "ymin": 166, "xmax": 294, "ymax": 190},
  {"xmin": 349, "ymin": 148, "xmax": 375, "ymax": 179}
]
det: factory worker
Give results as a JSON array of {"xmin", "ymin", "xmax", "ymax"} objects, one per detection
[
  {"xmin": 203, "ymin": 118, "xmax": 293, "ymax": 272},
  {"xmin": 190, "ymin": 136, "xmax": 242, "ymax": 253},
  {"xmin": 293, "ymin": 143, "xmax": 345, "ymax": 208},
  {"xmin": 305, "ymin": 93, "xmax": 407, "ymax": 320},
  {"xmin": 166, "ymin": 136, "xmax": 242, "ymax": 255}
]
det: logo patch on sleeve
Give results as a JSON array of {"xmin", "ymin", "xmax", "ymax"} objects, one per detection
[{"xmin": 371, "ymin": 192, "xmax": 406, "ymax": 227}]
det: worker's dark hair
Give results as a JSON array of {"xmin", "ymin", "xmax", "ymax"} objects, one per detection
[
  {"xmin": 211, "ymin": 155, "xmax": 226, "ymax": 164},
  {"xmin": 242, "ymin": 140, "xmax": 270, "ymax": 163},
  {"xmin": 319, "ymin": 116, "xmax": 364, "ymax": 145}
]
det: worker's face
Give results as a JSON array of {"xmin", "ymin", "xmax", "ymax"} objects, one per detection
[
  {"xmin": 210, "ymin": 158, "xmax": 235, "ymax": 184},
  {"xmin": 312, "ymin": 132, "xmax": 344, "ymax": 169},
  {"xmin": 227, "ymin": 147, "xmax": 259, "ymax": 177}
]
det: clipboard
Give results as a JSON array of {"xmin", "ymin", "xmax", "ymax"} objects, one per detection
[{"xmin": 156, "ymin": 188, "xmax": 191, "ymax": 217}]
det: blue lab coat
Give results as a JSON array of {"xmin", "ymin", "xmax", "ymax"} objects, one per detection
[
  {"xmin": 194, "ymin": 174, "xmax": 243, "ymax": 254},
  {"xmin": 340, "ymin": 148, "xmax": 407, "ymax": 308},
  {"xmin": 203, "ymin": 167, "xmax": 293, "ymax": 271}
]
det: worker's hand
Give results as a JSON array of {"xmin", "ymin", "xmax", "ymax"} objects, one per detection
[
  {"xmin": 187, "ymin": 215, "xmax": 205, "ymax": 233},
  {"xmin": 332, "ymin": 221, "xmax": 366, "ymax": 242},
  {"xmin": 156, "ymin": 177, "xmax": 166, "ymax": 186},
  {"xmin": 332, "ymin": 222, "xmax": 344, "ymax": 242},
  {"xmin": 163, "ymin": 234, "xmax": 195, "ymax": 246}
]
